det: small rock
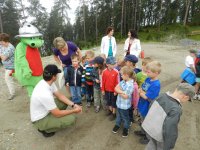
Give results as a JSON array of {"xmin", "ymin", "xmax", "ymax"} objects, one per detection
[{"xmin": 10, "ymin": 133, "xmax": 15, "ymax": 136}]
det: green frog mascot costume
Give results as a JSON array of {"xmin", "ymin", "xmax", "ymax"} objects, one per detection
[{"xmin": 15, "ymin": 23, "xmax": 44, "ymax": 97}]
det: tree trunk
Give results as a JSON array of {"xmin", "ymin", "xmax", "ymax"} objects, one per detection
[
  {"xmin": 183, "ymin": 0, "xmax": 190, "ymax": 26},
  {"xmin": 121, "ymin": 0, "xmax": 124, "ymax": 37},
  {"xmin": 158, "ymin": 0, "xmax": 163, "ymax": 31},
  {"xmin": 134, "ymin": 0, "xmax": 137, "ymax": 30},
  {"xmin": 137, "ymin": 0, "xmax": 141, "ymax": 31},
  {"xmin": 83, "ymin": 0, "xmax": 86, "ymax": 42},
  {"xmin": 124, "ymin": 0, "xmax": 127, "ymax": 34},
  {"xmin": 0, "ymin": 11, "xmax": 3, "ymax": 32},
  {"xmin": 95, "ymin": 8, "xmax": 98, "ymax": 45}
]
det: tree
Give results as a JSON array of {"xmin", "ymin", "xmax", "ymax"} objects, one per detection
[
  {"xmin": 1, "ymin": 0, "xmax": 19, "ymax": 44},
  {"xmin": 183, "ymin": 0, "xmax": 191, "ymax": 26},
  {"xmin": 54, "ymin": 0, "xmax": 70, "ymax": 23},
  {"xmin": 120, "ymin": 0, "xmax": 124, "ymax": 37},
  {"xmin": 26, "ymin": 0, "xmax": 49, "ymax": 32}
]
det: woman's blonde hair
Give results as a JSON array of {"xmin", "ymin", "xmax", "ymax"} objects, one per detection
[{"xmin": 53, "ymin": 37, "xmax": 66, "ymax": 50}]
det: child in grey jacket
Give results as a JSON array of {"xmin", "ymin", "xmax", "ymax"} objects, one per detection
[{"xmin": 142, "ymin": 83, "xmax": 195, "ymax": 150}]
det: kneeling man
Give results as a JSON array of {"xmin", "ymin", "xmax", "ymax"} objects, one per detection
[{"xmin": 30, "ymin": 64, "xmax": 82, "ymax": 137}]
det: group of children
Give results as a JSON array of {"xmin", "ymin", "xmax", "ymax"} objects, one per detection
[
  {"xmin": 181, "ymin": 49, "xmax": 200, "ymax": 100},
  {"xmin": 65, "ymin": 49, "xmax": 162, "ymax": 140}
]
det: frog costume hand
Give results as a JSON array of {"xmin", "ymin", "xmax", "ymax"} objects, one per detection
[{"xmin": 15, "ymin": 23, "xmax": 44, "ymax": 97}]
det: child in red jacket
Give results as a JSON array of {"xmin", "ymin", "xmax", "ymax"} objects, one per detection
[{"xmin": 102, "ymin": 57, "xmax": 119, "ymax": 121}]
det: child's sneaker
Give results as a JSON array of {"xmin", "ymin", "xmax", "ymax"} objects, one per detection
[
  {"xmin": 198, "ymin": 95, "xmax": 200, "ymax": 101},
  {"xmin": 75, "ymin": 102, "xmax": 82, "ymax": 106},
  {"xmin": 112, "ymin": 125, "xmax": 120, "ymax": 133},
  {"xmin": 95, "ymin": 106, "xmax": 100, "ymax": 113},
  {"xmin": 122, "ymin": 128, "xmax": 129, "ymax": 137},
  {"xmin": 86, "ymin": 102, "xmax": 91, "ymax": 107},
  {"xmin": 139, "ymin": 136, "xmax": 149, "ymax": 144},
  {"xmin": 8, "ymin": 94, "xmax": 15, "ymax": 100},
  {"xmin": 134, "ymin": 130, "xmax": 146, "ymax": 137},
  {"xmin": 193, "ymin": 94, "xmax": 198, "ymax": 100}
]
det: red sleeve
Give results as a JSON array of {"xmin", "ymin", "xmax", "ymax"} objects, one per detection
[
  {"xmin": 101, "ymin": 70, "xmax": 105, "ymax": 91},
  {"xmin": 115, "ymin": 71, "xmax": 120, "ymax": 88}
]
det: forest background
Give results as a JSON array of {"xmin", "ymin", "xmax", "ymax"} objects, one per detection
[{"xmin": 0, "ymin": 0, "xmax": 200, "ymax": 56}]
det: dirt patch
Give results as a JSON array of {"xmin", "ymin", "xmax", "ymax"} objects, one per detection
[{"xmin": 0, "ymin": 43, "xmax": 200, "ymax": 150}]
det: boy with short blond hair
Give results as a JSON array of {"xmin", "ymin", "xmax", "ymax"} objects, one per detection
[
  {"xmin": 83, "ymin": 50, "xmax": 95, "ymax": 107},
  {"xmin": 135, "ymin": 60, "xmax": 161, "ymax": 144},
  {"xmin": 138, "ymin": 60, "xmax": 161, "ymax": 117},
  {"xmin": 112, "ymin": 66, "xmax": 135, "ymax": 137}
]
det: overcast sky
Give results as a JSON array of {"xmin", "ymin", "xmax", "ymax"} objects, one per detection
[{"xmin": 26, "ymin": 0, "xmax": 79, "ymax": 24}]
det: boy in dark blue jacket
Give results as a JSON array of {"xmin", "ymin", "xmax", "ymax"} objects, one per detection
[{"xmin": 66, "ymin": 54, "xmax": 83, "ymax": 105}]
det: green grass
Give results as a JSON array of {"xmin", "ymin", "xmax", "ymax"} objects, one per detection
[
  {"xmin": 138, "ymin": 24, "xmax": 200, "ymax": 42},
  {"xmin": 187, "ymin": 35, "xmax": 200, "ymax": 41},
  {"xmin": 77, "ymin": 24, "xmax": 200, "ymax": 50}
]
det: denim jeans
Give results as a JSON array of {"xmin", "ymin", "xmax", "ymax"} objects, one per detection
[
  {"xmin": 85, "ymin": 84, "xmax": 93, "ymax": 103},
  {"xmin": 129, "ymin": 105, "xmax": 134, "ymax": 122},
  {"xmin": 116, "ymin": 108, "xmax": 130, "ymax": 129},
  {"xmin": 63, "ymin": 66, "xmax": 68, "ymax": 82},
  {"xmin": 69, "ymin": 86, "xmax": 81, "ymax": 103}
]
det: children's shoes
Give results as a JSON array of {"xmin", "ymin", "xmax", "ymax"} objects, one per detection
[{"xmin": 95, "ymin": 106, "xmax": 100, "ymax": 113}]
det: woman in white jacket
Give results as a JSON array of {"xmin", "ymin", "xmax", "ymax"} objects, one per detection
[
  {"xmin": 100, "ymin": 27, "xmax": 117, "ymax": 58},
  {"xmin": 124, "ymin": 29, "xmax": 141, "ymax": 58}
]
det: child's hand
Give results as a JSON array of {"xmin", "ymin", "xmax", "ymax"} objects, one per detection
[
  {"xmin": 114, "ymin": 92, "xmax": 117, "ymax": 96},
  {"xmin": 102, "ymin": 91, "xmax": 105, "ymax": 95},
  {"xmin": 133, "ymin": 109, "xmax": 138, "ymax": 116},
  {"xmin": 74, "ymin": 104, "xmax": 82, "ymax": 113},
  {"xmin": 62, "ymin": 64, "xmax": 66, "ymax": 68},
  {"xmin": 95, "ymin": 79, "xmax": 100, "ymax": 83},
  {"xmin": 74, "ymin": 106, "xmax": 82, "ymax": 113}
]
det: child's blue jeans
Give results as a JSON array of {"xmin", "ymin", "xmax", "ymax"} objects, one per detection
[
  {"xmin": 85, "ymin": 84, "xmax": 93, "ymax": 103},
  {"xmin": 69, "ymin": 86, "xmax": 81, "ymax": 103},
  {"xmin": 116, "ymin": 108, "xmax": 130, "ymax": 129}
]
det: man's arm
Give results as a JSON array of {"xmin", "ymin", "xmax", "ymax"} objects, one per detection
[
  {"xmin": 163, "ymin": 109, "xmax": 181, "ymax": 150},
  {"xmin": 50, "ymin": 107, "xmax": 80, "ymax": 118},
  {"xmin": 50, "ymin": 91, "xmax": 82, "ymax": 117}
]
